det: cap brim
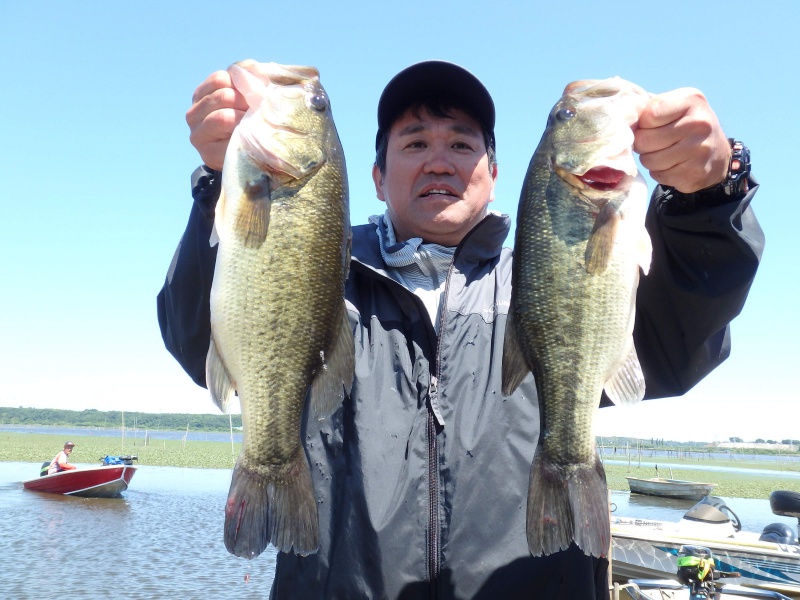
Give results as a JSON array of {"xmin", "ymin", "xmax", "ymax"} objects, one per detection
[{"xmin": 376, "ymin": 60, "xmax": 495, "ymax": 149}]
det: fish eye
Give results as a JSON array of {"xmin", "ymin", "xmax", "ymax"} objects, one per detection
[
  {"xmin": 556, "ymin": 108, "xmax": 576, "ymax": 122},
  {"xmin": 307, "ymin": 93, "xmax": 328, "ymax": 112}
]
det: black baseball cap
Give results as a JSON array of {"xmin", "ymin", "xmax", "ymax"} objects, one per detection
[{"xmin": 376, "ymin": 60, "xmax": 496, "ymax": 151}]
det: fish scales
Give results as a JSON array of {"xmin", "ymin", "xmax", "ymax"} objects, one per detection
[
  {"xmin": 207, "ymin": 60, "xmax": 353, "ymax": 559},
  {"xmin": 503, "ymin": 77, "xmax": 652, "ymax": 558}
]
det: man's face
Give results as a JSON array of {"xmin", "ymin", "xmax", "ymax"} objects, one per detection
[{"xmin": 372, "ymin": 107, "xmax": 497, "ymax": 246}]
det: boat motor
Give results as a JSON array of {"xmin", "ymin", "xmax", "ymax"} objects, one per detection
[
  {"xmin": 764, "ymin": 490, "xmax": 800, "ymax": 546},
  {"xmin": 100, "ymin": 454, "xmax": 139, "ymax": 466},
  {"xmin": 679, "ymin": 496, "xmax": 741, "ymax": 538}
]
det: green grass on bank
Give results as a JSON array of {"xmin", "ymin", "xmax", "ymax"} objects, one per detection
[
  {"xmin": 3, "ymin": 432, "xmax": 799, "ymax": 499},
  {"xmin": 0, "ymin": 432, "xmax": 240, "ymax": 470},
  {"xmin": 603, "ymin": 463, "xmax": 800, "ymax": 499}
]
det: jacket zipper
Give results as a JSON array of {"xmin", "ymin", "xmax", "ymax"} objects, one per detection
[{"xmin": 427, "ymin": 258, "xmax": 456, "ymax": 600}]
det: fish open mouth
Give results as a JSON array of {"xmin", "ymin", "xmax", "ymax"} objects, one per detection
[{"xmin": 578, "ymin": 167, "xmax": 625, "ymax": 191}]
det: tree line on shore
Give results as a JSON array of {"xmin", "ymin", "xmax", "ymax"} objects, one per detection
[{"xmin": 0, "ymin": 407, "xmax": 242, "ymax": 432}]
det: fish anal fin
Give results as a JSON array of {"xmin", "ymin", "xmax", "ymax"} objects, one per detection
[
  {"xmin": 603, "ymin": 343, "xmax": 646, "ymax": 405},
  {"xmin": 206, "ymin": 337, "xmax": 236, "ymax": 413},
  {"xmin": 502, "ymin": 308, "xmax": 531, "ymax": 396},
  {"xmin": 235, "ymin": 176, "xmax": 272, "ymax": 248},
  {"xmin": 310, "ymin": 303, "xmax": 355, "ymax": 416},
  {"xmin": 585, "ymin": 203, "xmax": 621, "ymax": 274},
  {"xmin": 224, "ymin": 451, "xmax": 319, "ymax": 558}
]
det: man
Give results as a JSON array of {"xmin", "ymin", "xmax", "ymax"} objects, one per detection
[
  {"xmin": 48, "ymin": 441, "xmax": 77, "ymax": 475},
  {"xmin": 158, "ymin": 61, "xmax": 763, "ymax": 599}
]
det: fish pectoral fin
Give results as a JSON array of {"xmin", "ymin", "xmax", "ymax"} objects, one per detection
[
  {"xmin": 234, "ymin": 175, "xmax": 272, "ymax": 248},
  {"xmin": 210, "ymin": 188, "xmax": 226, "ymax": 247},
  {"xmin": 603, "ymin": 343, "xmax": 646, "ymax": 405},
  {"xmin": 209, "ymin": 223, "xmax": 220, "ymax": 248},
  {"xmin": 208, "ymin": 190, "xmax": 225, "ymax": 248},
  {"xmin": 309, "ymin": 304, "xmax": 355, "ymax": 416},
  {"xmin": 501, "ymin": 308, "xmax": 530, "ymax": 396},
  {"xmin": 206, "ymin": 337, "xmax": 236, "ymax": 413},
  {"xmin": 638, "ymin": 228, "xmax": 653, "ymax": 276},
  {"xmin": 584, "ymin": 203, "xmax": 621, "ymax": 274}
]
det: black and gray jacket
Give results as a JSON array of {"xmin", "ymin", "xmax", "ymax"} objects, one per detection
[{"xmin": 157, "ymin": 167, "xmax": 763, "ymax": 600}]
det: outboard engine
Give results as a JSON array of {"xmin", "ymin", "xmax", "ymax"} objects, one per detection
[
  {"xmin": 764, "ymin": 490, "xmax": 800, "ymax": 545},
  {"xmin": 759, "ymin": 522, "xmax": 798, "ymax": 545},
  {"xmin": 678, "ymin": 496, "xmax": 740, "ymax": 538}
]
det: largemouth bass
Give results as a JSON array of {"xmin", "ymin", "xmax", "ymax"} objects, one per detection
[
  {"xmin": 502, "ymin": 77, "xmax": 652, "ymax": 557},
  {"xmin": 207, "ymin": 60, "xmax": 353, "ymax": 558}
]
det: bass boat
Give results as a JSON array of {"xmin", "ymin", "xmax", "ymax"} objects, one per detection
[{"xmin": 611, "ymin": 491, "xmax": 800, "ymax": 599}]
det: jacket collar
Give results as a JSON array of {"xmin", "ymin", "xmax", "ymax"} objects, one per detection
[{"xmin": 351, "ymin": 212, "xmax": 510, "ymax": 275}]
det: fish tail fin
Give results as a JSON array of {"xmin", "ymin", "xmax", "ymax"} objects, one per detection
[
  {"xmin": 501, "ymin": 309, "xmax": 531, "ymax": 396},
  {"xmin": 224, "ymin": 452, "xmax": 319, "ymax": 558},
  {"xmin": 527, "ymin": 451, "xmax": 574, "ymax": 556},
  {"xmin": 310, "ymin": 303, "xmax": 355, "ymax": 416},
  {"xmin": 569, "ymin": 454, "xmax": 610, "ymax": 557},
  {"xmin": 527, "ymin": 451, "xmax": 609, "ymax": 557}
]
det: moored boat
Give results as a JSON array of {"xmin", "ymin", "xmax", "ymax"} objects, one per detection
[
  {"xmin": 23, "ymin": 455, "xmax": 138, "ymax": 498},
  {"xmin": 611, "ymin": 492, "xmax": 800, "ymax": 599},
  {"xmin": 627, "ymin": 476, "xmax": 718, "ymax": 501}
]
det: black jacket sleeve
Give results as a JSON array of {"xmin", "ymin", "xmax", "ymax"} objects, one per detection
[
  {"xmin": 156, "ymin": 166, "xmax": 220, "ymax": 388},
  {"xmin": 620, "ymin": 177, "xmax": 764, "ymax": 403}
]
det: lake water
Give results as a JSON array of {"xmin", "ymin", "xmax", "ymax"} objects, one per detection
[
  {"xmin": 0, "ymin": 462, "xmax": 277, "ymax": 599},
  {"xmin": 1, "ymin": 460, "xmax": 798, "ymax": 598}
]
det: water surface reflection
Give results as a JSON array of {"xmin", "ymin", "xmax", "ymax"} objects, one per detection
[{"xmin": 0, "ymin": 463, "xmax": 276, "ymax": 598}]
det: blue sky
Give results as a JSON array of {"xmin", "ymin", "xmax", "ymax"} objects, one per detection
[{"xmin": 2, "ymin": 1, "xmax": 796, "ymax": 443}]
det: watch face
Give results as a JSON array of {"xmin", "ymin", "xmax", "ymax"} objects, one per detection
[{"xmin": 725, "ymin": 140, "xmax": 750, "ymax": 196}]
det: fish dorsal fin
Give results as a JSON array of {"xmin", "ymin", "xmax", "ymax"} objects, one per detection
[
  {"xmin": 584, "ymin": 203, "xmax": 621, "ymax": 275},
  {"xmin": 206, "ymin": 337, "xmax": 236, "ymax": 413},
  {"xmin": 309, "ymin": 303, "xmax": 355, "ymax": 417},
  {"xmin": 501, "ymin": 308, "xmax": 531, "ymax": 396},
  {"xmin": 603, "ymin": 343, "xmax": 645, "ymax": 405},
  {"xmin": 234, "ymin": 176, "xmax": 272, "ymax": 248}
]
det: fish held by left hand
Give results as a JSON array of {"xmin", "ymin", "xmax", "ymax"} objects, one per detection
[{"xmin": 502, "ymin": 77, "xmax": 652, "ymax": 558}]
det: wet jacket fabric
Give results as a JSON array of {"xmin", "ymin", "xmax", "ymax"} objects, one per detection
[{"xmin": 157, "ymin": 166, "xmax": 763, "ymax": 600}]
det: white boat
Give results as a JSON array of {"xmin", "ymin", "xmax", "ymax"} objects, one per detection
[
  {"xmin": 611, "ymin": 491, "xmax": 800, "ymax": 599},
  {"xmin": 626, "ymin": 476, "xmax": 718, "ymax": 500},
  {"xmin": 613, "ymin": 578, "xmax": 796, "ymax": 599}
]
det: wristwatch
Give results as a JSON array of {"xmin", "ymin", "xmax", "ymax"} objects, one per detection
[{"xmin": 723, "ymin": 138, "xmax": 751, "ymax": 197}]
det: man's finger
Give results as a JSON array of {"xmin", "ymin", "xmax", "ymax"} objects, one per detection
[
  {"xmin": 638, "ymin": 88, "xmax": 706, "ymax": 130},
  {"xmin": 186, "ymin": 87, "xmax": 248, "ymax": 130},
  {"xmin": 191, "ymin": 70, "xmax": 235, "ymax": 104}
]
